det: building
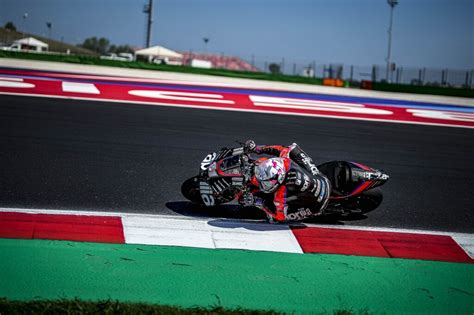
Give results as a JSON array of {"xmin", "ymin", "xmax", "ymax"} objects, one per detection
[
  {"xmin": 135, "ymin": 45, "xmax": 183, "ymax": 65},
  {"xmin": 11, "ymin": 37, "xmax": 49, "ymax": 52}
]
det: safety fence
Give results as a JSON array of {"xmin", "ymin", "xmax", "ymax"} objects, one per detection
[{"xmin": 237, "ymin": 55, "xmax": 473, "ymax": 89}]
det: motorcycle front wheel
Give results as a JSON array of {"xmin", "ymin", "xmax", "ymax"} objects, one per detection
[{"xmin": 181, "ymin": 176, "xmax": 203, "ymax": 204}]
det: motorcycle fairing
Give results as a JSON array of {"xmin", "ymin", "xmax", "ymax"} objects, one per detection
[
  {"xmin": 318, "ymin": 161, "xmax": 389, "ymax": 200},
  {"xmin": 199, "ymin": 149, "xmax": 246, "ymax": 205}
]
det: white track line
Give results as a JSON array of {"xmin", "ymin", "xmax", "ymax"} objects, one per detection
[{"xmin": 62, "ymin": 82, "xmax": 100, "ymax": 94}]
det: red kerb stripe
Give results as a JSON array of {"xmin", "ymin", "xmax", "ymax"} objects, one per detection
[
  {"xmin": 0, "ymin": 212, "xmax": 125, "ymax": 244},
  {"xmin": 291, "ymin": 226, "xmax": 473, "ymax": 264}
]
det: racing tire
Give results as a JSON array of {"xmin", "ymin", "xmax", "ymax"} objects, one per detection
[
  {"xmin": 181, "ymin": 176, "xmax": 203, "ymax": 204},
  {"xmin": 355, "ymin": 188, "xmax": 383, "ymax": 213}
]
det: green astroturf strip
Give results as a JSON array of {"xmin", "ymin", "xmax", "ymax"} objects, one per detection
[{"xmin": 0, "ymin": 238, "xmax": 473, "ymax": 314}]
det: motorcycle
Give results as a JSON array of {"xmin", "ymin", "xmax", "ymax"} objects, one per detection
[{"xmin": 181, "ymin": 144, "xmax": 389, "ymax": 220}]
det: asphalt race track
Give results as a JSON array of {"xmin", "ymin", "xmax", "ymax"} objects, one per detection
[{"xmin": 0, "ymin": 94, "xmax": 473, "ymax": 233}]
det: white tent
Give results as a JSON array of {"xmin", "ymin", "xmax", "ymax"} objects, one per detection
[
  {"xmin": 13, "ymin": 37, "xmax": 49, "ymax": 52},
  {"xmin": 135, "ymin": 45, "xmax": 182, "ymax": 63}
]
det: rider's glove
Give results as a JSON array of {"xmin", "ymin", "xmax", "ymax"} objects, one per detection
[
  {"xmin": 240, "ymin": 192, "xmax": 255, "ymax": 207},
  {"xmin": 244, "ymin": 140, "xmax": 257, "ymax": 153}
]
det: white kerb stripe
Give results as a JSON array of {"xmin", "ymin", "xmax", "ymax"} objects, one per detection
[
  {"xmin": 62, "ymin": 82, "xmax": 100, "ymax": 94},
  {"xmin": 121, "ymin": 214, "xmax": 303, "ymax": 254},
  {"xmin": 0, "ymin": 77, "xmax": 24, "ymax": 81},
  {"xmin": 0, "ymin": 77, "xmax": 35, "ymax": 88},
  {"xmin": 452, "ymin": 235, "xmax": 474, "ymax": 259}
]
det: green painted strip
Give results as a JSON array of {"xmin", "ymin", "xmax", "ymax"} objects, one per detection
[{"xmin": 0, "ymin": 238, "xmax": 473, "ymax": 314}]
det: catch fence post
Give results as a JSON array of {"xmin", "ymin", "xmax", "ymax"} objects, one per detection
[
  {"xmin": 372, "ymin": 65, "xmax": 377, "ymax": 82},
  {"xmin": 470, "ymin": 70, "xmax": 474, "ymax": 89}
]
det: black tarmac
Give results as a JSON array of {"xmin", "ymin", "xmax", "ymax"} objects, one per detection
[{"xmin": 0, "ymin": 95, "xmax": 473, "ymax": 233}]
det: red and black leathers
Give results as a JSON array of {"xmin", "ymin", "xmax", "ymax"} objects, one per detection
[{"xmin": 242, "ymin": 143, "xmax": 331, "ymax": 222}]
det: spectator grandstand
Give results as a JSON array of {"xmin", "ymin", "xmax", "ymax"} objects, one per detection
[{"xmin": 181, "ymin": 52, "xmax": 258, "ymax": 72}]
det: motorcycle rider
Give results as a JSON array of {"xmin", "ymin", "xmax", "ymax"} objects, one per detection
[{"xmin": 239, "ymin": 140, "xmax": 331, "ymax": 222}]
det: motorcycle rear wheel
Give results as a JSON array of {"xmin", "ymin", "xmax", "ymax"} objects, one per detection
[{"xmin": 326, "ymin": 188, "xmax": 383, "ymax": 216}]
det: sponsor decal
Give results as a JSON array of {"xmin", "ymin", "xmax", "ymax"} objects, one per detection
[
  {"xmin": 287, "ymin": 207, "xmax": 313, "ymax": 221},
  {"xmin": 300, "ymin": 153, "xmax": 319, "ymax": 175},
  {"xmin": 249, "ymin": 95, "xmax": 393, "ymax": 115},
  {"xmin": 301, "ymin": 174, "xmax": 310, "ymax": 192}
]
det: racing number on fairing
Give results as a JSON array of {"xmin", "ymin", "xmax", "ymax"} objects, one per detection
[
  {"xmin": 201, "ymin": 194, "xmax": 215, "ymax": 206},
  {"xmin": 199, "ymin": 181, "xmax": 215, "ymax": 206},
  {"xmin": 201, "ymin": 153, "xmax": 217, "ymax": 171},
  {"xmin": 200, "ymin": 152, "xmax": 217, "ymax": 206}
]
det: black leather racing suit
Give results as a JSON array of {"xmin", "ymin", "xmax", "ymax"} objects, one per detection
[{"xmin": 244, "ymin": 143, "xmax": 331, "ymax": 222}]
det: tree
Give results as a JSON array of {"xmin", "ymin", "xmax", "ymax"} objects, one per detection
[
  {"xmin": 268, "ymin": 63, "xmax": 281, "ymax": 75},
  {"xmin": 108, "ymin": 44, "xmax": 133, "ymax": 54},
  {"xmin": 78, "ymin": 37, "xmax": 110, "ymax": 54},
  {"xmin": 4, "ymin": 22, "xmax": 17, "ymax": 31}
]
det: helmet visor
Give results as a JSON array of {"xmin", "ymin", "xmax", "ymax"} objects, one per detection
[{"xmin": 260, "ymin": 179, "xmax": 278, "ymax": 192}]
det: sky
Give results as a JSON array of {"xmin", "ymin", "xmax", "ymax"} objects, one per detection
[{"xmin": 1, "ymin": 0, "xmax": 473, "ymax": 70}]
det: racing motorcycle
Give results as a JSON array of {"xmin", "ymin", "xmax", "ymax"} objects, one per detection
[{"xmin": 181, "ymin": 144, "xmax": 389, "ymax": 220}]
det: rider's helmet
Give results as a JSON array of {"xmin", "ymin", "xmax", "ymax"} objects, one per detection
[{"xmin": 254, "ymin": 158, "xmax": 286, "ymax": 193}]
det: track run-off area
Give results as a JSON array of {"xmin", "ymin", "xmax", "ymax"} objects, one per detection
[{"xmin": 0, "ymin": 64, "xmax": 473, "ymax": 313}]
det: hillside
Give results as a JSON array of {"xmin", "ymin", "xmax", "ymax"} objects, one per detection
[{"xmin": 0, "ymin": 27, "xmax": 97, "ymax": 56}]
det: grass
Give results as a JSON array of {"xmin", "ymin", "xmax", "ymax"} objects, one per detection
[
  {"xmin": 0, "ymin": 298, "xmax": 374, "ymax": 315},
  {"xmin": 0, "ymin": 298, "xmax": 281, "ymax": 315},
  {"xmin": 0, "ymin": 50, "xmax": 325, "ymax": 86}
]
